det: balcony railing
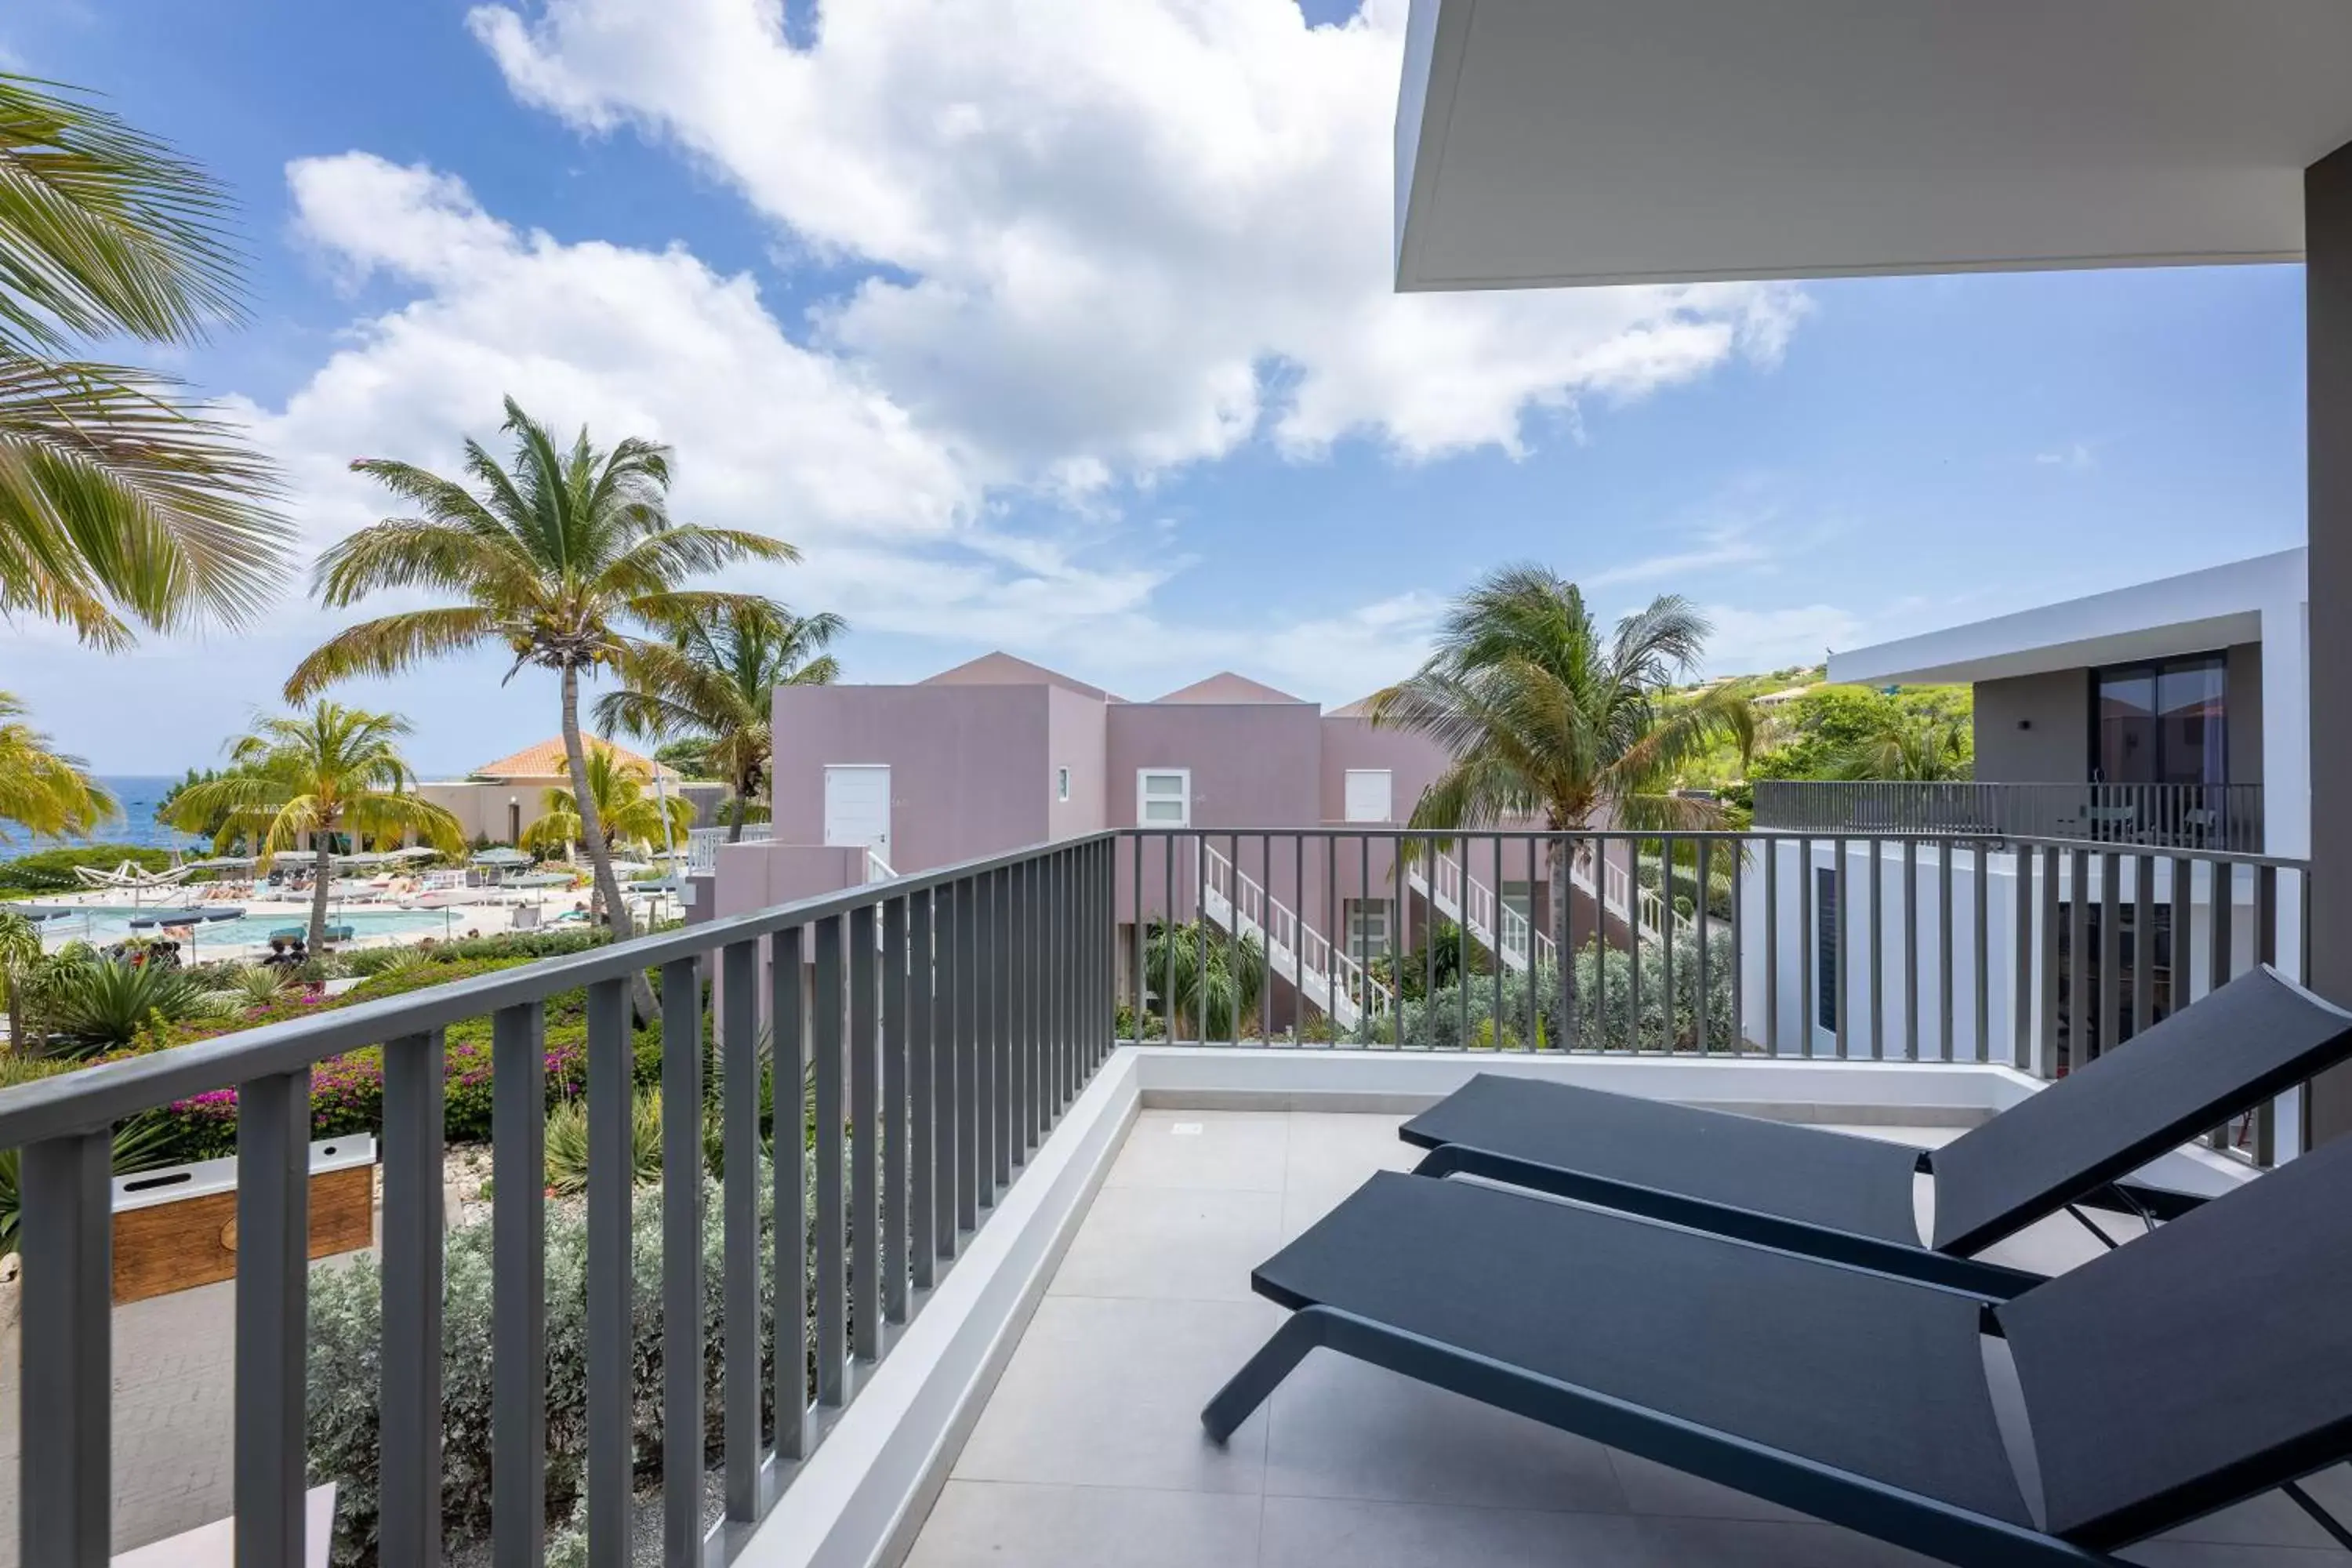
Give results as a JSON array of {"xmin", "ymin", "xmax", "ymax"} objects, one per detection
[
  {"xmin": 0, "ymin": 825, "xmax": 2312, "ymax": 1565},
  {"xmin": 1751, "ymin": 779, "xmax": 2266, "ymax": 851}
]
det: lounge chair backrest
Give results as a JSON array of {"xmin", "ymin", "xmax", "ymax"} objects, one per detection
[
  {"xmin": 1928, "ymin": 966, "xmax": 2352, "ymax": 1254},
  {"xmin": 1996, "ymin": 1127, "xmax": 2352, "ymax": 1548}
]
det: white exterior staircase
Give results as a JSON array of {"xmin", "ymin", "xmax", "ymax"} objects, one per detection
[
  {"xmin": 1200, "ymin": 843, "xmax": 1392, "ymax": 1030},
  {"xmin": 1406, "ymin": 844, "xmax": 1668, "ymax": 976}
]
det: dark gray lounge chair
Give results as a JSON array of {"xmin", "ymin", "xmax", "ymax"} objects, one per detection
[
  {"xmin": 1399, "ymin": 964, "xmax": 2352, "ymax": 1298},
  {"xmin": 1203, "ymin": 1134, "xmax": 2352, "ymax": 1567}
]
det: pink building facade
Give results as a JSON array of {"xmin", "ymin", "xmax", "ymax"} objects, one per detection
[{"xmin": 709, "ymin": 652, "xmax": 1623, "ymax": 1029}]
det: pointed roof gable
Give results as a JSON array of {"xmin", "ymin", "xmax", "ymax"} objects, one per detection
[
  {"xmin": 1152, "ymin": 671, "xmax": 1305, "ymax": 706},
  {"xmin": 1327, "ymin": 695, "xmax": 1376, "ymax": 719},
  {"xmin": 473, "ymin": 735, "xmax": 677, "ymax": 782},
  {"xmin": 920, "ymin": 651, "xmax": 1111, "ymax": 701}
]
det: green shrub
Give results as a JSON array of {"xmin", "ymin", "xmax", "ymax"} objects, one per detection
[
  {"xmin": 307, "ymin": 1162, "xmax": 815, "ymax": 1565},
  {"xmin": 1363, "ymin": 926, "xmax": 1740, "ymax": 1053}
]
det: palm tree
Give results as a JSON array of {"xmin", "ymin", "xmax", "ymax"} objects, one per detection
[
  {"xmin": 1831, "ymin": 710, "xmax": 1972, "ymax": 782},
  {"xmin": 0, "ymin": 73, "xmax": 287, "ymax": 648},
  {"xmin": 0, "ymin": 909, "xmax": 42, "ymax": 1056},
  {"xmin": 1367, "ymin": 565, "xmax": 1752, "ymax": 966},
  {"xmin": 596, "ymin": 601, "xmax": 844, "ymax": 841},
  {"xmin": 163, "ymin": 703, "xmax": 463, "ymax": 951},
  {"xmin": 520, "ymin": 746, "xmax": 696, "ymax": 869},
  {"xmin": 0, "ymin": 691, "xmax": 116, "ymax": 842},
  {"xmin": 1142, "ymin": 920, "xmax": 1269, "ymax": 1041},
  {"xmin": 286, "ymin": 401, "xmax": 794, "ymax": 978}
]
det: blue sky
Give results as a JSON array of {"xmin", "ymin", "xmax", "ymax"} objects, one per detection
[{"xmin": 3, "ymin": 0, "xmax": 2309, "ymax": 777}]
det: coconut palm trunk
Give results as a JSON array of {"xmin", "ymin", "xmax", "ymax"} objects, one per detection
[
  {"xmin": 561, "ymin": 668, "xmax": 658, "ymax": 1020},
  {"xmin": 310, "ymin": 825, "xmax": 335, "ymax": 954}
]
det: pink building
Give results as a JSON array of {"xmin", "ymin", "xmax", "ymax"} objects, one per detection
[{"xmin": 712, "ymin": 652, "xmax": 1631, "ymax": 1031}]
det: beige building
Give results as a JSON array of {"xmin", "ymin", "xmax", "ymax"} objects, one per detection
[{"xmin": 414, "ymin": 737, "xmax": 728, "ymax": 848}]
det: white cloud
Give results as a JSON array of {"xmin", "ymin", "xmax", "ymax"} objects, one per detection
[
  {"xmin": 465, "ymin": 0, "xmax": 1806, "ymax": 474},
  {"xmin": 1587, "ymin": 521, "xmax": 1777, "ymax": 589},
  {"xmin": 1697, "ymin": 603, "xmax": 1869, "ymax": 676},
  {"xmin": 2034, "ymin": 440, "xmax": 2096, "ymax": 471}
]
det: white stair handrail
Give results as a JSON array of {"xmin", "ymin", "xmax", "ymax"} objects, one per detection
[{"xmin": 1199, "ymin": 842, "xmax": 1392, "ymax": 1029}]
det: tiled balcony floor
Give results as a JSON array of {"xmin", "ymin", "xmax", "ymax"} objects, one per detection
[{"xmin": 904, "ymin": 1108, "xmax": 2351, "ymax": 1568}]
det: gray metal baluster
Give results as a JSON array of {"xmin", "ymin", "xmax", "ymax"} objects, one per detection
[
  {"xmin": 2170, "ymin": 856, "xmax": 2193, "ymax": 1019},
  {"xmin": 814, "ymin": 917, "xmax": 848, "ymax": 1403},
  {"xmin": 1662, "ymin": 837, "xmax": 1679, "ymax": 1054},
  {"xmin": 19, "ymin": 1129, "xmax": 111, "ymax": 1568},
  {"xmin": 2013, "ymin": 848, "xmax": 2033, "ymax": 1072},
  {"xmin": 849, "ymin": 905, "xmax": 880, "ymax": 1362},
  {"xmin": 2067, "ymin": 848, "xmax": 2090, "ymax": 1074},
  {"xmin": 1491, "ymin": 835, "xmax": 1504, "ymax": 1049},
  {"xmin": 991, "ymin": 867, "xmax": 1013, "ymax": 1193},
  {"xmin": 2096, "ymin": 852, "xmax": 2121, "ymax": 1062},
  {"xmin": 1832, "ymin": 839, "xmax": 1848, "ymax": 1059},
  {"xmin": 236, "ymin": 1068, "xmax": 310, "ymax": 1568},
  {"xmin": 1972, "ymin": 844, "xmax": 1990, "ymax": 1062},
  {"xmin": 1262, "ymin": 835, "xmax": 1276, "ymax": 1043},
  {"xmin": 911, "ymin": 892, "xmax": 938, "ymax": 1291},
  {"xmin": 381, "ymin": 1032, "xmax": 445, "ymax": 1568},
  {"xmin": 492, "ymin": 1005, "xmax": 546, "ymax": 1568},
  {"xmin": 1797, "ymin": 837, "xmax": 1813, "ymax": 1055},
  {"xmin": 720, "ymin": 939, "xmax": 761, "ymax": 1519},
  {"xmin": 957, "ymin": 878, "xmax": 979, "ymax": 1232},
  {"xmin": 585, "ymin": 978, "xmax": 632, "ymax": 1563},
  {"xmin": 1903, "ymin": 839, "xmax": 1918, "ymax": 1060},
  {"xmin": 2210, "ymin": 858, "xmax": 2234, "ymax": 992},
  {"xmin": 772, "ymin": 928, "xmax": 810, "ymax": 1460},
  {"xmin": 1937, "ymin": 842, "xmax": 1955, "ymax": 1062},
  {"xmin": 1726, "ymin": 840, "xmax": 1740, "ymax": 1055},
  {"xmin": 1696, "ymin": 838, "xmax": 1712, "ymax": 1054},
  {"xmin": 2132, "ymin": 855, "xmax": 2157, "ymax": 1038},
  {"xmin": 1867, "ymin": 838, "xmax": 1884, "ymax": 1059},
  {"xmin": 2035, "ymin": 848, "xmax": 2060, "ymax": 1080},
  {"xmin": 661, "ymin": 956, "xmax": 704, "ymax": 1566},
  {"xmin": 883, "ymin": 898, "xmax": 911, "ymax": 1319},
  {"xmin": 1762, "ymin": 836, "xmax": 1777, "ymax": 1054}
]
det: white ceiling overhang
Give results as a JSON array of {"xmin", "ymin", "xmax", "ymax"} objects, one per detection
[{"xmin": 1396, "ymin": 0, "xmax": 2352, "ymax": 291}]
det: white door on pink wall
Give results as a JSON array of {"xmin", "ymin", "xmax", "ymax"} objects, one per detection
[{"xmin": 823, "ymin": 765, "xmax": 892, "ymax": 861}]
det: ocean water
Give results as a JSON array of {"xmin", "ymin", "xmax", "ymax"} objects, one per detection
[{"xmin": 32, "ymin": 775, "xmax": 206, "ymax": 853}]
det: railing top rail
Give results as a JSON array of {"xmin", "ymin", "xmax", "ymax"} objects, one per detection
[
  {"xmin": 0, "ymin": 829, "xmax": 1120, "ymax": 1148},
  {"xmin": 1134, "ymin": 821, "xmax": 2302, "ymax": 871}
]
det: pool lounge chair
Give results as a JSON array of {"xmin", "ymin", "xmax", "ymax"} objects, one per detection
[
  {"xmin": 1203, "ymin": 1135, "xmax": 2352, "ymax": 1567},
  {"xmin": 1399, "ymin": 964, "xmax": 2352, "ymax": 1298}
]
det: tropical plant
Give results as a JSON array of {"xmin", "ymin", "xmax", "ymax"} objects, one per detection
[
  {"xmin": 597, "ymin": 600, "xmax": 844, "ymax": 841},
  {"xmin": 205, "ymin": 961, "xmax": 292, "ymax": 1011},
  {"xmin": 0, "ymin": 909, "xmax": 42, "ymax": 1051},
  {"xmin": 283, "ymin": 398, "xmax": 795, "ymax": 1004},
  {"xmin": 0, "ymin": 691, "xmax": 116, "ymax": 841},
  {"xmin": 0, "ymin": 73, "xmax": 287, "ymax": 648},
  {"xmin": 1829, "ymin": 708, "xmax": 1973, "ymax": 782},
  {"xmin": 1367, "ymin": 566, "xmax": 1753, "ymax": 970},
  {"xmin": 542, "ymin": 1087, "xmax": 667, "ymax": 1195},
  {"xmin": 42, "ymin": 956, "xmax": 227, "ymax": 1054},
  {"xmin": 519, "ymin": 746, "xmax": 696, "ymax": 863},
  {"xmin": 1142, "ymin": 919, "xmax": 1269, "ymax": 1040},
  {"xmin": 162, "ymin": 703, "xmax": 464, "ymax": 950}
]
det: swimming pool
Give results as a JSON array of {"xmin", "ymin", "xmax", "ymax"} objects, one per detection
[{"xmin": 39, "ymin": 906, "xmax": 461, "ymax": 951}]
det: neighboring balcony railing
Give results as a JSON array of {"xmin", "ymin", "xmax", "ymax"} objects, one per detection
[
  {"xmin": 0, "ymin": 825, "xmax": 2313, "ymax": 1565},
  {"xmin": 1750, "ymin": 779, "xmax": 2267, "ymax": 852}
]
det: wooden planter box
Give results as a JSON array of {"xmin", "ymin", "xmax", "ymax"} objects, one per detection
[{"xmin": 110, "ymin": 1136, "xmax": 378, "ymax": 1305}]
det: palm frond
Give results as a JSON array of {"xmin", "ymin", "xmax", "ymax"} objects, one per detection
[
  {"xmin": 0, "ymin": 74, "xmax": 244, "ymax": 354},
  {"xmin": 283, "ymin": 606, "xmax": 499, "ymax": 700},
  {"xmin": 0, "ymin": 355, "xmax": 287, "ymax": 639}
]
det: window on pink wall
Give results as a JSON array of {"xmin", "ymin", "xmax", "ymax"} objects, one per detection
[
  {"xmin": 1056, "ymin": 767, "xmax": 1071, "ymax": 803},
  {"xmin": 1138, "ymin": 769, "xmax": 1190, "ymax": 827},
  {"xmin": 1343, "ymin": 769, "xmax": 1393, "ymax": 823}
]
